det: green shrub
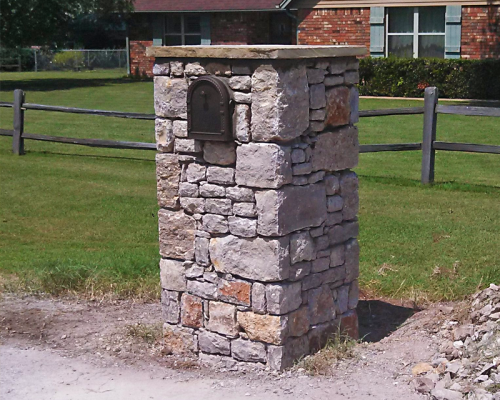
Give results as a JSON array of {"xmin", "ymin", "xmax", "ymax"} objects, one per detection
[
  {"xmin": 359, "ymin": 58, "xmax": 500, "ymax": 100},
  {"xmin": 52, "ymin": 51, "xmax": 85, "ymax": 70},
  {"xmin": 0, "ymin": 48, "xmax": 35, "ymax": 71}
]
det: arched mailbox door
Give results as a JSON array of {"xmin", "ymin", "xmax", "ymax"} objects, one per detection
[{"xmin": 187, "ymin": 76, "xmax": 234, "ymax": 142}]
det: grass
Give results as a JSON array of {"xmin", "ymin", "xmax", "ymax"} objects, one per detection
[{"xmin": 0, "ymin": 70, "xmax": 499, "ymax": 301}]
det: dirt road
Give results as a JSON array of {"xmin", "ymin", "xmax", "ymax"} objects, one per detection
[{"xmin": 0, "ymin": 295, "xmax": 436, "ymax": 400}]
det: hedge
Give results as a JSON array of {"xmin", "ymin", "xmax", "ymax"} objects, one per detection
[{"xmin": 359, "ymin": 58, "xmax": 500, "ymax": 100}]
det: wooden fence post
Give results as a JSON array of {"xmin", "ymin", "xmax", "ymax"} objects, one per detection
[
  {"xmin": 421, "ymin": 87, "xmax": 439, "ymax": 184},
  {"xmin": 12, "ymin": 89, "xmax": 25, "ymax": 155}
]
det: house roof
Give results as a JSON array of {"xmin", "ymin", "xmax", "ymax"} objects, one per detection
[{"xmin": 133, "ymin": 0, "xmax": 289, "ymax": 12}]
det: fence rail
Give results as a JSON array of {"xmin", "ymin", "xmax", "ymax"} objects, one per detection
[{"xmin": 1, "ymin": 87, "xmax": 499, "ymax": 184}]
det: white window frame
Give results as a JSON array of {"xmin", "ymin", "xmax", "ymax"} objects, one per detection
[
  {"xmin": 386, "ymin": 7, "xmax": 446, "ymax": 58},
  {"xmin": 164, "ymin": 14, "xmax": 202, "ymax": 46}
]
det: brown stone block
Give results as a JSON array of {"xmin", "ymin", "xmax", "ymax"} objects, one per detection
[
  {"xmin": 181, "ymin": 293, "xmax": 203, "ymax": 328},
  {"xmin": 311, "ymin": 127, "xmax": 359, "ymax": 172},
  {"xmin": 325, "ymin": 86, "xmax": 351, "ymax": 127},
  {"xmin": 237, "ymin": 311, "xmax": 287, "ymax": 345},
  {"xmin": 288, "ymin": 306, "xmax": 310, "ymax": 337},
  {"xmin": 207, "ymin": 301, "xmax": 239, "ymax": 337},
  {"xmin": 339, "ymin": 309, "xmax": 359, "ymax": 340},
  {"xmin": 163, "ymin": 323, "xmax": 198, "ymax": 354},
  {"xmin": 218, "ymin": 279, "xmax": 251, "ymax": 306}
]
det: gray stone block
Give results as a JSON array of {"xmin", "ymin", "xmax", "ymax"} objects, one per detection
[
  {"xmin": 170, "ymin": 61, "xmax": 184, "ymax": 76},
  {"xmin": 226, "ymin": 186, "xmax": 255, "ymax": 202},
  {"xmin": 160, "ymin": 259, "xmax": 187, "ymax": 291},
  {"xmin": 173, "ymin": 120, "xmax": 188, "ymax": 138},
  {"xmin": 158, "ymin": 209, "xmax": 195, "ymax": 260},
  {"xmin": 324, "ymin": 75, "xmax": 344, "ymax": 87},
  {"xmin": 308, "ymin": 285, "xmax": 335, "ymax": 325},
  {"xmin": 252, "ymin": 282, "xmax": 267, "ymax": 314},
  {"xmin": 228, "ymin": 216, "xmax": 257, "ymax": 238},
  {"xmin": 291, "ymin": 148, "xmax": 306, "ymax": 164},
  {"xmin": 348, "ymin": 280, "xmax": 359, "ymax": 309},
  {"xmin": 205, "ymin": 199, "xmax": 232, "ymax": 216},
  {"xmin": 292, "ymin": 162, "xmax": 313, "ymax": 176},
  {"xmin": 232, "ymin": 339, "xmax": 267, "ymax": 362},
  {"xmin": 175, "ymin": 138, "xmax": 202, "ymax": 154},
  {"xmin": 178, "ymin": 182, "xmax": 199, "ymax": 197},
  {"xmin": 289, "ymin": 261, "xmax": 311, "ymax": 281},
  {"xmin": 267, "ymin": 335, "xmax": 309, "ymax": 370},
  {"xmin": 203, "ymin": 142, "xmax": 236, "ymax": 166},
  {"xmin": 155, "ymin": 118, "xmax": 174, "ymax": 152},
  {"xmin": 156, "ymin": 153, "xmax": 180, "ymax": 209},
  {"xmin": 180, "ymin": 198, "xmax": 205, "ymax": 214},
  {"xmin": 324, "ymin": 174, "xmax": 340, "ymax": 195},
  {"xmin": 154, "ymin": 77, "xmax": 187, "ymax": 118},
  {"xmin": 187, "ymin": 280, "xmax": 218, "ymax": 300},
  {"xmin": 202, "ymin": 214, "xmax": 228, "ymax": 234},
  {"xmin": 198, "ymin": 330, "xmax": 231, "ymax": 356},
  {"xmin": 336, "ymin": 285, "xmax": 349, "ymax": 314},
  {"xmin": 232, "ymin": 202, "xmax": 256, "ymax": 218},
  {"xmin": 308, "ymin": 171, "xmax": 325, "ymax": 184},
  {"xmin": 266, "ymin": 282, "xmax": 302, "ymax": 315},
  {"xmin": 161, "ymin": 290, "xmax": 180, "ymax": 324},
  {"xmin": 307, "ymin": 68, "xmax": 326, "ymax": 84},
  {"xmin": 234, "ymin": 103, "xmax": 251, "ymax": 142},
  {"xmin": 229, "ymin": 76, "xmax": 252, "ymax": 91},
  {"xmin": 311, "ymin": 127, "xmax": 359, "ymax": 172},
  {"xmin": 344, "ymin": 239, "xmax": 359, "ymax": 282},
  {"xmin": 234, "ymin": 92, "xmax": 252, "ymax": 104},
  {"xmin": 186, "ymin": 164, "xmax": 206, "ymax": 183},
  {"xmin": 199, "ymin": 182, "xmax": 226, "ymax": 198},
  {"xmin": 290, "ymin": 231, "xmax": 315, "ymax": 264},
  {"xmin": 207, "ymin": 301, "xmax": 239, "ymax": 337},
  {"xmin": 153, "ymin": 62, "xmax": 170, "ymax": 76},
  {"xmin": 206, "ymin": 167, "xmax": 235, "ymax": 185},
  {"xmin": 312, "ymin": 257, "xmax": 330, "ymax": 273},
  {"xmin": 327, "ymin": 195, "xmax": 344, "ymax": 212},
  {"xmin": 195, "ymin": 237, "xmax": 210, "ymax": 266},
  {"xmin": 330, "ymin": 244, "xmax": 345, "ymax": 267}
]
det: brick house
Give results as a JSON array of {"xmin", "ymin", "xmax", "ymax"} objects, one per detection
[{"xmin": 128, "ymin": 0, "xmax": 499, "ymax": 76}]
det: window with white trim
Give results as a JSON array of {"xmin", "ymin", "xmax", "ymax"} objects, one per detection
[
  {"xmin": 387, "ymin": 7, "xmax": 446, "ymax": 58},
  {"xmin": 165, "ymin": 14, "xmax": 201, "ymax": 45}
]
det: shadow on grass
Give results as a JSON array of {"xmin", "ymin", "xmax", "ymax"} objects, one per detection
[
  {"xmin": 357, "ymin": 300, "xmax": 417, "ymax": 342},
  {"xmin": 359, "ymin": 174, "xmax": 500, "ymax": 193},
  {"xmin": 0, "ymin": 77, "xmax": 150, "ymax": 92}
]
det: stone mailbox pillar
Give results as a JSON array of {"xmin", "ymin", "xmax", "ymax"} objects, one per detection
[{"xmin": 148, "ymin": 45, "xmax": 365, "ymax": 370}]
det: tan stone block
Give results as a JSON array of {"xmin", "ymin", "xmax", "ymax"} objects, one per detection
[
  {"xmin": 207, "ymin": 301, "xmax": 239, "ymax": 337},
  {"xmin": 158, "ymin": 209, "xmax": 196, "ymax": 260},
  {"xmin": 156, "ymin": 153, "xmax": 180, "ymax": 209},
  {"xmin": 237, "ymin": 311, "xmax": 287, "ymax": 345}
]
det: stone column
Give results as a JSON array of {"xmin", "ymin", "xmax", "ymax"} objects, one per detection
[{"xmin": 149, "ymin": 45, "xmax": 365, "ymax": 370}]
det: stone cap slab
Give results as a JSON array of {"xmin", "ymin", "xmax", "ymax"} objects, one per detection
[{"xmin": 146, "ymin": 45, "xmax": 366, "ymax": 59}]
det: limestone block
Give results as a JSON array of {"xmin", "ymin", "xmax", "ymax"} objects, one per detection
[
  {"xmin": 266, "ymin": 282, "xmax": 302, "ymax": 315},
  {"xmin": 330, "ymin": 244, "xmax": 345, "ymax": 267},
  {"xmin": 288, "ymin": 306, "xmax": 310, "ymax": 337},
  {"xmin": 205, "ymin": 62, "xmax": 231, "ymax": 76},
  {"xmin": 235, "ymin": 143, "xmax": 292, "ymax": 189},
  {"xmin": 252, "ymin": 282, "xmax": 267, "ymax": 314},
  {"xmin": 255, "ymin": 184, "xmax": 327, "ymax": 237},
  {"xmin": 198, "ymin": 330, "xmax": 231, "ymax": 356},
  {"xmin": 175, "ymin": 138, "xmax": 202, "ymax": 154},
  {"xmin": 311, "ymin": 127, "xmax": 359, "ymax": 172},
  {"xmin": 170, "ymin": 61, "xmax": 184, "ymax": 76},
  {"xmin": 307, "ymin": 68, "xmax": 326, "ymax": 84},
  {"xmin": 232, "ymin": 202, "xmax": 256, "ymax": 218},
  {"xmin": 181, "ymin": 293, "xmax": 203, "ymax": 328},
  {"xmin": 178, "ymin": 182, "xmax": 198, "ymax": 197},
  {"xmin": 205, "ymin": 199, "xmax": 232, "ymax": 216},
  {"xmin": 203, "ymin": 142, "xmax": 236, "ymax": 166},
  {"xmin": 185, "ymin": 264, "xmax": 204, "ymax": 278},
  {"xmin": 156, "ymin": 154, "xmax": 180, "ymax": 209},
  {"xmin": 158, "ymin": 210, "xmax": 195, "ymax": 260},
  {"xmin": 209, "ymin": 235, "xmax": 290, "ymax": 282},
  {"xmin": 290, "ymin": 231, "xmax": 315, "ymax": 264},
  {"xmin": 207, "ymin": 301, "xmax": 239, "ymax": 337},
  {"xmin": 154, "ymin": 77, "xmax": 188, "ymax": 118},
  {"xmin": 195, "ymin": 237, "xmax": 210, "ymax": 266},
  {"xmin": 237, "ymin": 312, "xmax": 287, "ymax": 345},
  {"xmin": 179, "ymin": 198, "xmax": 203, "ymax": 215},
  {"xmin": 160, "ymin": 259, "xmax": 186, "ymax": 291},
  {"xmin": 206, "ymin": 167, "xmax": 235, "ymax": 185},
  {"xmin": 163, "ymin": 323, "xmax": 197, "ymax": 354},
  {"xmin": 202, "ymin": 214, "xmax": 228, "ymax": 234},
  {"xmin": 186, "ymin": 164, "xmax": 206, "ymax": 183},
  {"xmin": 161, "ymin": 290, "xmax": 180, "ymax": 324},
  {"xmin": 228, "ymin": 216, "xmax": 257, "ymax": 238},
  {"xmin": 184, "ymin": 62, "xmax": 207, "ymax": 76},
  {"xmin": 234, "ymin": 104, "xmax": 251, "ymax": 142},
  {"xmin": 310, "ymin": 84, "xmax": 326, "ymax": 110},
  {"xmin": 344, "ymin": 239, "xmax": 360, "ymax": 282},
  {"xmin": 218, "ymin": 279, "xmax": 251, "ymax": 306},
  {"xmin": 232, "ymin": 339, "xmax": 267, "ymax": 363},
  {"xmin": 289, "ymin": 261, "xmax": 311, "ymax": 281},
  {"xmin": 229, "ymin": 76, "xmax": 252, "ymax": 91},
  {"xmin": 324, "ymin": 75, "xmax": 344, "ymax": 87},
  {"xmin": 251, "ymin": 64, "xmax": 309, "ymax": 142},
  {"xmin": 291, "ymin": 149, "xmax": 306, "ymax": 164},
  {"xmin": 267, "ymin": 335, "xmax": 309, "ymax": 370},
  {"xmin": 325, "ymin": 86, "xmax": 351, "ymax": 127},
  {"xmin": 234, "ymin": 92, "xmax": 252, "ymax": 104},
  {"xmin": 153, "ymin": 62, "xmax": 170, "ymax": 76},
  {"xmin": 327, "ymin": 195, "xmax": 344, "ymax": 213},
  {"xmin": 199, "ymin": 182, "xmax": 225, "ymax": 198},
  {"xmin": 307, "ymin": 285, "xmax": 336, "ymax": 325},
  {"xmin": 226, "ymin": 186, "xmax": 255, "ymax": 202},
  {"xmin": 173, "ymin": 120, "xmax": 188, "ymax": 138},
  {"xmin": 310, "ymin": 109, "xmax": 326, "ymax": 121},
  {"xmin": 155, "ymin": 118, "xmax": 174, "ymax": 152},
  {"xmin": 324, "ymin": 174, "xmax": 340, "ymax": 195},
  {"xmin": 187, "ymin": 280, "xmax": 218, "ymax": 300}
]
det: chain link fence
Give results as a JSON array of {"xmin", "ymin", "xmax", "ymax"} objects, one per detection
[{"xmin": 1, "ymin": 49, "xmax": 127, "ymax": 72}]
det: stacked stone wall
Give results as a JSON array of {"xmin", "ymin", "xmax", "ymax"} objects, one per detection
[{"xmin": 153, "ymin": 55, "xmax": 360, "ymax": 370}]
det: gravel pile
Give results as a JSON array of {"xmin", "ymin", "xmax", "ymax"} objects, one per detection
[{"xmin": 413, "ymin": 284, "xmax": 500, "ymax": 400}]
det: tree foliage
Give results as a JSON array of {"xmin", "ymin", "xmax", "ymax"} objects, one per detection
[{"xmin": 0, "ymin": 0, "xmax": 133, "ymax": 48}]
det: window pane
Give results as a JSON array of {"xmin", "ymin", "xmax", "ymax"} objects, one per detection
[
  {"xmin": 166, "ymin": 15, "xmax": 182, "ymax": 34},
  {"xmin": 418, "ymin": 35, "xmax": 445, "ymax": 58},
  {"xmin": 185, "ymin": 15, "xmax": 201, "ymax": 34},
  {"xmin": 389, "ymin": 8, "xmax": 414, "ymax": 33},
  {"xmin": 388, "ymin": 35, "xmax": 414, "ymax": 58},
  {"xmin": 165, "ymin": 35, "xmax": 183, "ymax": 46},
  {"xmin": 185, "ymin": 35, "xmax": 201, "ymax": 45},
  {"xmin": 419, "ymin": 7, "xmax": 445, "ymax": 33}
]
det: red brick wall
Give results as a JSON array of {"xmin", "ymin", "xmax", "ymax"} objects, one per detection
[
  {"xmin": 211, "ymin": 12, "xmax": 271, "ymax": 45},
  {"xmin": 297, "ymin": 8, "xmax": 370, "ymax": 51},
  {"xmin": 461, "ymin": 6, "xmax": 500, "ymax": 59},
  {"xmin": 130, "ymin": 40, "xmax": 154, "ymax": 77}
]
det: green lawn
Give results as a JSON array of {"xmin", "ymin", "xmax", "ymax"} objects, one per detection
[{"xmin": 0, "ymin": 70, "xmax": 498, "ymax": 301}]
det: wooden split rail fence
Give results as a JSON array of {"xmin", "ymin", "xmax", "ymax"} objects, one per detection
[{"xmin": 1, "ymin": 87, "xmax": 499, "ymax": 184}]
